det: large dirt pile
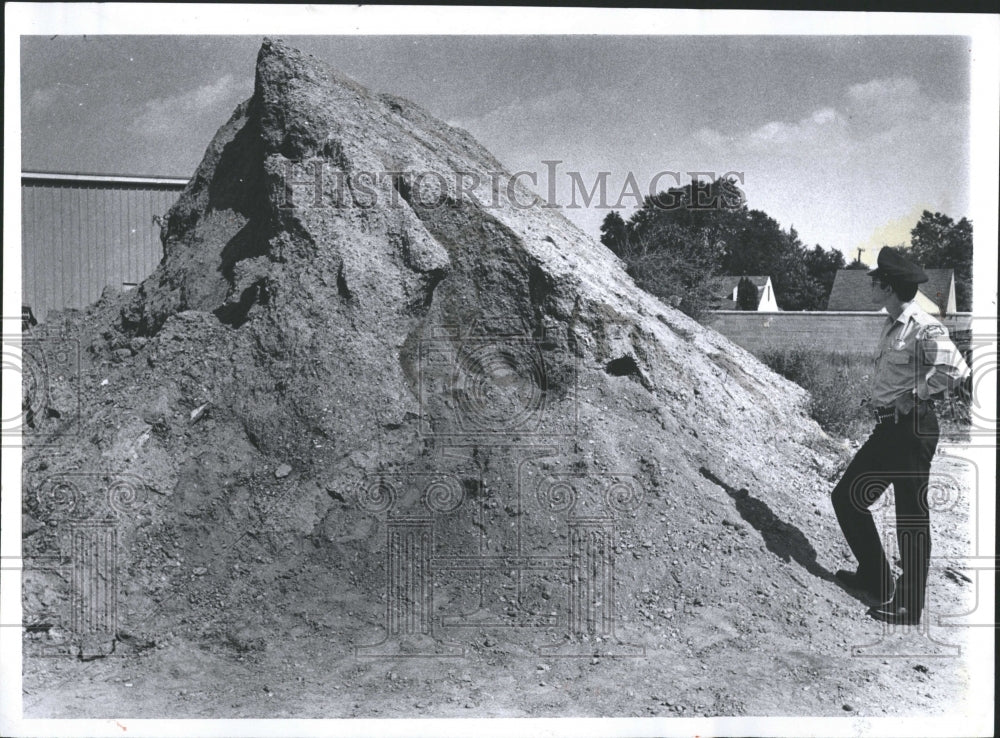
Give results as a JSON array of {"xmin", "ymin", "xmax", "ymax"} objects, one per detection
[{"xmin": 26, "ymin": 39, "xmax": 954, "ymax": 717}]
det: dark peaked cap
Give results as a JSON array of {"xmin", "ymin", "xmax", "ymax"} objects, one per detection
[{"xmin": 868, "ymin": 246, "xmax": 929, "ymax": 284}]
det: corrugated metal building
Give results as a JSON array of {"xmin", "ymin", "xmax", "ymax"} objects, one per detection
[{"xmin": 21, "ymin": 172, "xmax": 188, "ymax": 322}]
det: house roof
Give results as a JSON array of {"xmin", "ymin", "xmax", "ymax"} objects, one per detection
[
  {"xmin": 711, "ymin": 297, "xmax": 739, "ymax": 309},
  {"xmin": 826, "ymin": 268, "xmax": 954, "ymax": 312},
  {"xmin": 921, "ymin": 269, "xmax": 956, "ymax": 312}
]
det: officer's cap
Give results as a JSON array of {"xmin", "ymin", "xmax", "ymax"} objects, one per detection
[{"xmin": 867, "ymin": 246, "xmax": 928, "ymax": 284}]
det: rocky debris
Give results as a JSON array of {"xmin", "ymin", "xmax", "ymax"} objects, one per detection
[
  {"xmin": 20, "ymin": 38, "xmax": 876, "ymax": 715},
  {"xmin": 190, "ymin": 403, "xmax": 210, "ymax": 423}
]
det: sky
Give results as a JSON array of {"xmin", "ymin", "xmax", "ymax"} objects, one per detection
[{"xmin": 18, "ymin": 33, "xmax": 974, "ymax": 263}]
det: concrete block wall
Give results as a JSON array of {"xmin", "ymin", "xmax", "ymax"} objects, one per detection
[{"xmin": 703, "ymin": 311, "xmax": 973, "ymax": 356}]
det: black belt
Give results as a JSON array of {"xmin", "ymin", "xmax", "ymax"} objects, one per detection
[
  {"xmin": 872, "ymin": 406, "xmax": 897, "ymax": 425},
  {"xmin": 872, "ymin": 400, "xmax": 934, "ymax": 425}
]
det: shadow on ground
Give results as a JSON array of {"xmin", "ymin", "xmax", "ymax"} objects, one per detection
[{"xmin": 699, "ymin": 467, "xmax": 850, "ymax": 591}]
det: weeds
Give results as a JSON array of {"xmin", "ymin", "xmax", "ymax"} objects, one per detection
[
  {"xmin": 759, "ymin": 348, "xmax": 870, "ymax": 440},
  {"xmin": 758, "ymin": 347, "xmax": 971, "ymax": 442}
]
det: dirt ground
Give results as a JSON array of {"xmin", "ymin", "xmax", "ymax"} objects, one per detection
[{"xmin": 22, "ymin": 451, "xmax": 982, "ymax": 720}]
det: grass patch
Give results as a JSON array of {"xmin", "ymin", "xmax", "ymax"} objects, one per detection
[{"xmin": 759, "ymin": 348, "xmax": 871, "ymax": 440}]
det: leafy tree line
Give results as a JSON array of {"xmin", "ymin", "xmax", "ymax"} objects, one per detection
[
  {"xmin": 599, "ymin": 177, "xmax": 844, "ymax": 317},
  {"xmin": 599, "ymin": 181, "xmax": 973, "ymax": 318},
  {"xmin": 907, "ymin": 210, "xmax": 972, "ymax": 312}
]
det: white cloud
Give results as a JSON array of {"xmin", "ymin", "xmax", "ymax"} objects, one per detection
[
  {"xmin": 130, "ymin": 75, "xmax": 247, "ymax": 139},
  {"xmin": 680, "ymin": 77, "xmax": 968, "ymax": 255},
  {"xmin": 846, "ymin": 76, "xmax": 920, "ymax": 105},
  {"xmin": 696, "ymin": 76, "xmax": 961, "ymax": 155},
  {"xmin": 445, "ymin": 75, "xmax": 967, "ymax": 260},
  {"xmin": 739, "ymin": 106, "xmax": 849, "ymax": 148},
  {"xmin": 844, "ymin": 76, "xmax": 929, "ymax": 136},
  {"xmin": 811, "ymin": 107, "xmax": 838, "ymax": 125}
]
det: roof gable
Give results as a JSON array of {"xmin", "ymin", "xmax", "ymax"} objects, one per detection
[
  {"xmin": 921, "ymin": 269, "xmax": 954, "ymax": 310},
  {"xmin": 826, "ymin": 268, "xmax": 955, "ymax": 312}
]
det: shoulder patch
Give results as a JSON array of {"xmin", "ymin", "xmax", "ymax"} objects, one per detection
[{"xmin": 917, "ymin": 323, "xmax": 947, "ymax": 340}]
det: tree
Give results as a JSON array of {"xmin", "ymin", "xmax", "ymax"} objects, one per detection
[
  {"xmin": 595, "ymin": 175, "xmax": 844, "ymax": 315},
  {"xmin": 719, "ymin": 210, "xmax": 788, "ymax": 277},
  {"xmin": 802, "ymin": 245, "xmax": 846, "ymax": 310},
  {"xmin": 717, "ymin": 213, "xmax": 835, "ymax": 310},
  {"xmin": 599, "ymin": 210, "xmax": 629, "ymax": 258},
  {"xmin": 596, "ymin": 177, "xmax": 742, "ymax": 319},
  {"xmin": 736, "ymin": 277, "xmax": 758, "ymax": 310},
  {"xmin": 845, "ymin": 258, "xmax": 868, "ymax": 270},
  {"xmin": 908, "ymin": 211, "xmax": 973, "ymax": 311},
  {"xmin": 626, "ymin": 221, "xmax": 726, "ymax": 320}
]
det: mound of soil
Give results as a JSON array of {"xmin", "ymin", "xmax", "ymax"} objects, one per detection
[{"xmin": 20, "ymin": 39, "xmax": 976, "ymax": 719}]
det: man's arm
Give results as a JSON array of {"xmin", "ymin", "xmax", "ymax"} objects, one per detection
[{"xmin": 917, "ymin": 324, "xmax": 971, "ymax": 400}]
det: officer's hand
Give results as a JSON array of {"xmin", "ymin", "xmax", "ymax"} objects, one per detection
[{"xmin": 956, "ymin": 374, "xmax": 973, "ymax": 403}]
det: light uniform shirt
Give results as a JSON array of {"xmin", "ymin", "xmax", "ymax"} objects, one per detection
[{"xmin": 870, "ymin": 301, "xmax": 970, "ymax": 412}]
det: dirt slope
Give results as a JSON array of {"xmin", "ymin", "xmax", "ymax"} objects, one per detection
[{"xmin": 20, "ymin": 39, "xmax": 976, "ymax": 720}]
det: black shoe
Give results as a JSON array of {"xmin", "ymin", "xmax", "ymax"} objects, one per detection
[
  {"xmin": 835, "ymin": 569, "xmax": 895, "ymax": 604},
  {"xmin": 869, "ymin": 602, "xmax": 922, "ymax": 626}
]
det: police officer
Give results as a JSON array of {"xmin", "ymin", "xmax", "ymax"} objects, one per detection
[{"xmin": 831, "ymin": 246, "xmax": 970, "ymax": 625}]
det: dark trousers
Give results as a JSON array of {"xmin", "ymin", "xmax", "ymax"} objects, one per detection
[{"xmin": 831, "ymin": 408, "xmax": 939, "ymax": 613}]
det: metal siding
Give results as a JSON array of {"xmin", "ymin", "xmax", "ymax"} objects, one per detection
[
  {"xmin": 115, "ymin": 185, "xmax": 126, "ymax": 295},
  {"xmin": 137, "ymin": 189, "xmax": 149, "ymax": 283},
  {"xmin": 78, "ymin": 186, "xmax": 89, "ymax": 308},
  {"xmin": 21, "ymin": 186, "xmax": 32, "ymax": 317},
  {"xmin": 92, "ymin": 185, "xmax": 103, "ymax": 299},
  {"xmin": 67, "ymin": 186, "xmax": 80, "ymax": 310},
  {"xmin": 124, "ymin": 188, "xmax": 133, "ymax": 287},
  {"xmin": 147, "ymin": 192, "xmax": 158, "ymax": 275},
  {"xmin": 21, "ymin": 178, "xmax": 184, "ymax": 321},
  {"xmin": 54, "ymin": 185, "xmax": 67, "ymax": 315},
  {"xmin": 136, "ymin": 189, "xmax": 151, "ymax": 283},
  {"xmin": 127, "ymin": 188, "xmax": 139, "ymax": 285},
  {"xmin": 84, "ymin": 185, "xmax": 95, "ymax": 304},
  {"xmin": 41, "ymin": 185, "xmax": 54, "ymax": 318},
  {"xmin": 36, "ymin": 185, "xmax": 47, "ymax": 316},
  {"xmin": 58, "ymin": 186, "xmax": 70, "ymax": 311},
  {"xmin": 98, "ymin": 187, "xmax": 110, "ymax": 296},
  {"xmin": 123, "ymin": 188, "xmax": 133, "ymax": 289},
  {"xmin": 99, "ymin": 186, "xmax": 114, "ymax": 297},
  {"xmin": 74, "ymin": 185, "xmax": 84, "ymax": 306},
  {"xmin": 139, "ymin": 189, "xmax": 149, "ymax": 282},
  {"xmin": 151, "ymin": 190, "xmax": 171, "ymax": 271},
  {"xmin": 131, "ymin": 187, "xmax": 141, "ymax": 283},
  {"xmin": 21, "ymin": 186, "xmax": 32, "ymax": 316}
]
